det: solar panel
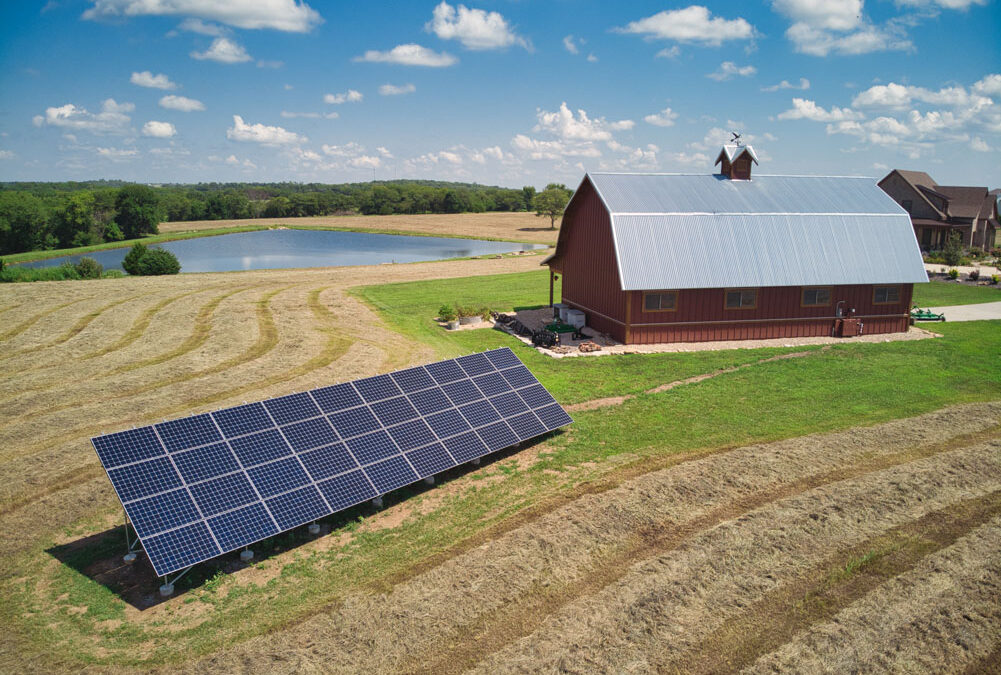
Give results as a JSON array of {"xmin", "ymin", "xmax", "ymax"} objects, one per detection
[{"xmin": 91, "ymin": 348, "xmax": 572, "ymax": 578}]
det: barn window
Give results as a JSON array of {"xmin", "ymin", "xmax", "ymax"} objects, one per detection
[
  {"xmin": 873, "ymin": 286, "xmax": 901, "ymax": 304},
  {"xmin": 725, "ymin": 289, "xmax": 757, "ymax": 309},
  {"xmin": 801, "ymin": 287, "xmax": 831, "ymax": 307},
  {"xmin": 643, "ymin": 291, "xmax": 677, "ymax": 312}
]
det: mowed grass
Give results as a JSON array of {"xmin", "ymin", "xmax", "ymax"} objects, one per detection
[
  {"xmin": 912, "ymin": 279, "xmax": 1001, "ymax": 306},
  {"xmin": 5, "ymin": 270, "xmax": 1001, "ymax": 670}
]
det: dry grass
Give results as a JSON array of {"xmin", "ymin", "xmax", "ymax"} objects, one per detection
[{"xmin": 158, "ymin": 211, "xmax": 559, "ymax": 245}]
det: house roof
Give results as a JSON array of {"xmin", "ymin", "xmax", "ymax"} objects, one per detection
[
  {"xmin": 564, "ymin": 172, "xmax": 928, "ymax": 291},
  {"xmin": 936, "ymin": 186, "xmax": 989, "ymax": 220},
  {"xmin": 714, "ymin": 144, "xmax": 759, "ymax": 166},
  {"xmin": 881, "ymin": 169, "xmax": 946, "ymax": 219}
]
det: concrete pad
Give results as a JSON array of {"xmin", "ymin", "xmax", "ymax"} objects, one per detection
[{"xmin": 923, "ymin": 301, "xmax": 1001, "ymax": 322}]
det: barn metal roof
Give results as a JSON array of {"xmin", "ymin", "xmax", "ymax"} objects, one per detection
[{"xmin": 578, "ymin": 172, "xmax": 928, "ymax": 291}]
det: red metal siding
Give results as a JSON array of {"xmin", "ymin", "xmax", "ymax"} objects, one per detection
[
  {"xmin": 559, "ymin": 178, "xmax": 628, "ymax": 342},
  {"xmin": 626, "ymin": 284, "xmax": 913, "ymax": 344}
]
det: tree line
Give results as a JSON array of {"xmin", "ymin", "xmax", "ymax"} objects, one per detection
[{"xmin": 0, "ymin": 179, "xmax": 573, "ymax": 256}]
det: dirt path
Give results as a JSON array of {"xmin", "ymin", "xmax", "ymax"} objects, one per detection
[{"xmin": 186, "ymin": 402, "xmax": 1001, "ymax": 674}]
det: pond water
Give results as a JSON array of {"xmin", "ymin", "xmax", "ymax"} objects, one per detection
[{"xmin": 21, "ymin": 229, "xmax": 545, "ymax": 273}]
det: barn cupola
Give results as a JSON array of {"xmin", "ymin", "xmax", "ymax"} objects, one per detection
[{"xmin": 715, "ymin": 141, "xmax": 759, "ymax": 180}]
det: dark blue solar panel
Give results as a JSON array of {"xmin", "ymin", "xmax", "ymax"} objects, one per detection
[
  {"xmin": 507, "ymin": 411, "xmax": 548, "ymax": 441},
  {"xmin": 425, "ymin": 408, "xmax": 470, "ymax": 438},
  {"xmin": 312, "ymin": 382, "xmax": 362, "ymax": 413},
  {"xmin": 108, "ymin": 456, "xmax": 181, "ymax": 503},
  {"xmin": 188, "ymin": 472, "xmax": 258, "ymax": 517},
  {"xmin": 473, "ymin": 372, "xmax": 512, "ymax": 397},
  {"xmin": 282, "ymin": 417, "xmax": 339, "ymax": 453},
  {"xmin": 500, "ymin": 365, "xmax": 537, "ymax": 390},
  {"xmin": 485, "ymin": 347, "xmax": 521, "ymax": 370},
  {"xmin": 390, "ymin": 366, "xmax": 436, "ymax": 393},
  {"xmin": 408, "ymin": 387, "xmax": 453, "ymax": 415},
  {"xmin": 318, "ymin": 470, "xmax": 376, "ymax": 511},
  {"xmin": 125, "ymin": 488, "xmax": 201, "ymax": 538},
  {"xmin": 457, "ymin": 352, "xmax": 495, "ymax": 376},
  {"xmin": 144, "ymin": 522, "xmax": 220, "ymax": 577},
  {"xmin": 476, "ymin": 421, "xmax": 519, "ymax": 452},
  {"xmin": 354, "ymin": 374, "xmax": 402, "ymax": 402},
  {"xmin": 263, "ymin": 392, "xmax": 322, "ymax": 425},
  {"xmin": 228, "ymin": 429, "xmax": 291, "ymax": 467},
  {"xmin": 387, "ymin": 419, "xmax": 437, "ymax": 452},
  {"xmin": 458, "ymin": 399, "xmax": 500, "ymax": 427},
  {"xmin": 212, "ymin": 402, "xmax": 273, "ymax": 438},
  {"xmin": 209, "ymin": 502, "xmax": 277, "ymax": 552},
  {"xmin": 442, "ymin": 379, "xmax": 482, "ymax": 405},
  {"xmin": 92, "ymin": 349, "xmax": 570, "ymax": 577},
  {"xmin": 266, "ymin": 485, "xmax": 329, "ymax": 530},
  {"xmin": 535, "ymin": 403, "xmax": 574, "ymax": 431},
  {"xmin": 490, "ymin": 391, "xmax": 529, "ymax": 417},
  {"xmin": 517, "ymin": 384, "xmax": 557, "ymax": 409},
  {"xmin": 405, "ymin": 443, "xmax": 456, "ymax": 477},
  {"xmin": 370, "ymin": 396, "xmax": 419, "ymax": 427},
  {"xmin": 247, "ymin": 456, "xmax": 311, "ymax": 498},
  {"xmin": 93, "ymin": 426, "xmax": 164, "ymax": 469},
  {"xmin": 298, "ymin": 443, "xmax": 358, "ymax": 481},
  {"xmin": 346, "ymin": 430, "xmax": 399, "ymax": 466},
  {"xmin": 173, "ymin": 442, "xmax": 240, "ymax": 485},
  {"xmin": 328, "ymin": 406, "xmax": 382, "ymax": 439},
  {"xmin": 364, "ymin": 455, "xmax": 418, "ymax": 493},
  {"xmin": 155, "ymin": 414, "xmax": 222, "ymax": 453},
  {"xmin": 442, "ymin": 431, "xmax": 489, "ymax": 463},
  {"xmin": 425, "ymin": 359, "xmax": 466, "ymax": 384}
]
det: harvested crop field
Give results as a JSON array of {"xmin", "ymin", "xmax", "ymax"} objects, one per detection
[
  {"xmin": 158, "ymin": 211, "xmax": 558, "ymax": 246},
  {"xmin": 1, "ymin": 254, "xmax": 999, "ymax": 673}
]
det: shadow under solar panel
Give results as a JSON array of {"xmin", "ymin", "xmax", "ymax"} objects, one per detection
[{"xmin": 91, "ymin": 348, "xmax": 571, "ymax": 578}]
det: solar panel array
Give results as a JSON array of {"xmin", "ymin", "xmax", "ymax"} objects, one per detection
[{"xmin": 91, "ymin": 348, "xmax": 572, "ymax": 577}]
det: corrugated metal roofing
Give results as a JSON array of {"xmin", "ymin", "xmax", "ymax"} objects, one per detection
[{"xmin": 575, "ymin": 172, "xmax": 928, "ymax": 290}]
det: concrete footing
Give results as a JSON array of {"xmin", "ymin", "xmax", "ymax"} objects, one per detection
[
  {"xmin": 308, "ymin": 523, "xmax": 321, "ymax": 535},
  {"xmin": 240, "ymin": 549, "xmax": 254, "ymax": 562},
  {"xmin": 471, "ymin": 458, "xmax": 481, "ymax": 466},
  {"xmin": 371, "ymin": 496, "xmax": 384, "ymax": 508},
  {"xmin": 123, "ymin": 552, "xmax": 137, "ymax": 564},
  {"xmin": 159, "ymin": 583, "xmax": 174, "ymax": 598},
  {"xmin": 423, "ymin": 476, "xmax": 435, "ymax": 485}
]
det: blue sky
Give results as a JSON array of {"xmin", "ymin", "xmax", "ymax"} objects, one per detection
[{"xmin": 0, "ymin": 0, "xmax": 998, "ymax": 188}]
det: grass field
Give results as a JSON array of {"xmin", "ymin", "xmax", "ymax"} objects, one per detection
[
  {"xmin": 912, "ymin": 279, "xmax": 1001, "ymax": 306},
  {"xmin": 0, "ymin": 261, "xmax": 998, "ymax": 673}
]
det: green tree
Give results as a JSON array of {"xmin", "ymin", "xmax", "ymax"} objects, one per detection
[
  {"xmin": 115, "ymin": 185, "xmax": 163, "ymax": 239},
  {"xmin": 0, "ymin": 192, "xmax": 50, "ymax": 254},
  {"xmin": 532, "ymin": 184, "xmax": 573, "ymax": 229},
  {"xmin": 74, "ymin": 256, "xmax": 103, "ymax": 279},
  {"xmin": 54, "ymin": 191, "xmax": 96, "ymax": 247},
  {"xmin": 137, "ymin": 248, "xmax": 181, "ymax": 275},
  {"xmin": 943, "ymin": 230, "xmax": 963, "ymax": 266},
  {"xmin": 521, "ymin": 186, "xmax": 537, "ymax": 212},
  {"xmin": 122, "ymin": 243, "xmax": 148, "ymax": 275}
]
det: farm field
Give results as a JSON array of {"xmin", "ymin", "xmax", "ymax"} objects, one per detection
[{"xmin": 0, "ymin": 260, "xmax": 999, "ymax": 673}]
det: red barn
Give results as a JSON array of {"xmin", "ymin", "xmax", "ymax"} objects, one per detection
[{"xmin": 545, "ymin": 145, "xmax": 929, "ymax": 344}]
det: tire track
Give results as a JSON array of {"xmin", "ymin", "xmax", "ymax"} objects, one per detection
[{"xmin": 0, "ymin": 298, "xmax": 90, "ymax": 342}]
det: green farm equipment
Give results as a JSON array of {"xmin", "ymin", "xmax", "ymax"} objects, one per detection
[{"xmin": 911, "ymin": 306, "xmax": 945, "ymax": 322}]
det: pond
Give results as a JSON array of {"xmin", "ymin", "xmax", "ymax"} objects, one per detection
[{"xmin": 20, "ymin": 229, "xmax": 546, "ymax": 273}]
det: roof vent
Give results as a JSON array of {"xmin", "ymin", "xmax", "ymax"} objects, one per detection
[{"xmin": 715, "ymin": 133, "xmax": 758, "ymax": 180}]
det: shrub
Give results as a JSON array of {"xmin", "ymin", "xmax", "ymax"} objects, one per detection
[
  {"xmin": 122, "ymin": 243, "xmax": 148, "ymax": 275},
  {"xmin": 991, "ymin": 274, "xmax": 999, "ymax": 285},
  {"xmin": 968, "ymin": 268, "xmax": 980, "ymax": 281},
  {"xmin": 948, "ymin": 268, "xmax": 959, "ymax": 280},
  {"xmin": 137, "ymin": 248, "xmax": 181, "ymax": 275},
  {"xmin": 74, "ymin": 256, "xmax": 103, "ymax": 279},
  {"xmin": 479, "ymin": 306, "xmax": 492, "ymax": 321},
  {"xmin": 437, "ymin": 304, "xmax": 457, "ymax": 322},
  {"xmin": 102, "ymin": 269, "xmax": 125, "ymax": 279},
  {"xmin": 943, "ymin": 231, "xmax": 963, "ymax": 266}
]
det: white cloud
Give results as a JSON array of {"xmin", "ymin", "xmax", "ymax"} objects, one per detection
[
  {"xmin": 32, "ymin": 98, "xmax": 133, "ymax": 134},
  {"xmin": 510, "ymin": 134, "xmax": 601, "ymax": 160},
  {"xmin": 159, "ymin": 94, "xmax": 205, "ymax": 111},
  {"xmin": 667, "ymin": 151, "xmax": 711, "ymax": 167},
  {"xmin": 257, "ymin": 60, "xmax": 283, "ymax": 69},
  {"xmin": 852, "ymin": 82, "xmax": 993, "ymax": 110},
  {"xmin": 784, "ymin": 22, "xmax": 912, "ymax": 56},
  {"xmin": 223, "ymin": 154, "xmax": 257, "ymax": 168},
  {"xmin": 426, "ymin": 2, "xmax": 528, "ymax": 50},
  {"xmin": 350, "ymin": 155, "xmax": 381, "ymax": 169},
  {"xmin": 82, "ymin": 0, "xmax": 322, "ymax": 32},
  {"xmin": 707, "ymin": 61, "xmax": 757, "ymax": 81},
  {"xmin": 177, "ymin": 17, "xmax": 225, "ymax": 35},
  {"xmin": 142, "ymin": 120, "xmax": 176, "ymax": 137},
  {"xmin": 778, "ymin": 97, "xmax": 864, "ymax": 121},
  {"xmin": 353, "ymin": 43, "xmax": 457, "ymax": 67},
  {"xmin": 609, "ymin": 119, "xmax": 635, "ymax": 131},
  {"xmin": 226, "ymin": 115, "xmax": 304, "ymax": 145},
  {"xmin": 894, "ymin": 0, "xmax": 987, "ymax": 9},
  {"xmin": 130, "ymin": 71, "xmax": 177, "ymax": 90},
  {"xmin": 771, "ymin": 0, "xmax": 862, "ymax": 31},
  {"xmin": 656, "ymin": 46, "xmax": 681, "ymax": 59},
  {"xmin": 970, "ymin": 137, "xmax": 990, "ymax": 152},
  {"xmin": 762, "ymin": 77, "xmax": 810, "ymax": 92},
  {"xmin": 379, "ymin": 83, "xmax": 416, "ymax": 96},
  {"xmin": 323, "ymin": 89, "xmax": 363, "ymax": 104},
  {"xmin": 321, "ymin": 142, "xmax": 365, "ymax": 157},
  {"xmin": 616, "ymin": 6, "xmax": 755, "ymax": 46},
  {"xmin": 587, "ymin": 53, "xmax": 598, "ymax": 63},
  {"xmin": 973, "ymin": 74, "xmax": 1001, "ymax": 96},
  {"xmin": 280, "ymin": 111, "xmax": 337, "ymax": 119},
  {"xmin": 377, "ymin": 146, "xmax": 394, "ymax": 158},
  {"xmin": 0, "ymin": 150, "xmax": 15, "ymax": 160},
  {"xmin": 644, "ymin": 106, "xmax": 679, "ymax": 127},
  {"xmin": 191, "ymin": 37, "xmax": 251, "ymax": 63},
  {"xmin": 563, "ymin": 35, "xmax": 579, "ymax": 54},
  {"xmin": 96, "ymin": 146, "xmax": 138, "ymax": 160},
  {"xmin": 534, "ymin": 102, "xmax": 612, "ymax": 141}
]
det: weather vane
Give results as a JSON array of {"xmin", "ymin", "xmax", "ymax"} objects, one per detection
[{"xmin": 730, "ymin": 131, "xmax": 742, "ymax": 145}]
